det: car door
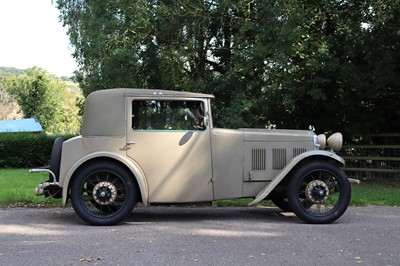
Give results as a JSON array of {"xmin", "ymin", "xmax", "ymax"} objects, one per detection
[{"xmin": 126, "ymin": 97, "xmax": 213, "ymax": 203}]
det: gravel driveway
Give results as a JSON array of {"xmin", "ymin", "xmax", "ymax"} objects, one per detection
[{"xmin": 0, "ymin": 206, "xmax": 399, "ymax": 265}]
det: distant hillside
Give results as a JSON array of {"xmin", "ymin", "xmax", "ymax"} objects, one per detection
[
  {"xmin": 0, "ymin": 66, "xmax": 74, "ymax": 81},
  {"xmin": 0, "ymin": 67, "xmax": 27, "ymax": 77}
]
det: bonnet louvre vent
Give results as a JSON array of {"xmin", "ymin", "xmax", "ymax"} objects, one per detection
[
  {"xmin": 293, "ymin": 147, "xmax": 307, "ymax": 157},
  {"xmin": 252, "ymin": 148, "xmax": 266, "ymax": 170},
  {"xmin": 273, "ymin": 149, "xmax": 286, "ymax": 169}
]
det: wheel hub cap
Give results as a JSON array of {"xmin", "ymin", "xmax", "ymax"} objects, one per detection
[
  {"xmin": 93, "ymin": 181, "xmax": 117, "ymax": 205},
  {"xmin": 305, "ymin": 180, "xmax": 329, "ymax": 204}
]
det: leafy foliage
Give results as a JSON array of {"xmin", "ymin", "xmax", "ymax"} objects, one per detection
[
  {"xmin": 3, "ymin": 67, "xmax": 82, "ymax": 133},
  {"xmin": 0, "ymin": 84, "xmax": 21, "ymax": 120},
  {"xmin": 56, "ymin": 0, "xmax": 400, "ymax": 136},
  {"xmin": 0, "ymin": 133, "xmax": 73, "ymax": 168},
  {"xmin": 0, "ymin": 68, "xmax": 23, "ymax": 120}
]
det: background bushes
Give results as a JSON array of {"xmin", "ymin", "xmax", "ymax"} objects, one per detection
[{"xmin": 0, "ymin": 133, "xmax": 74, "ymax": 168}]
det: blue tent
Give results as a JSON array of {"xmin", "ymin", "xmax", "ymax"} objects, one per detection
[{"xmin": 0, "ymin": 118, "xmax": 43, "ymax": 133}]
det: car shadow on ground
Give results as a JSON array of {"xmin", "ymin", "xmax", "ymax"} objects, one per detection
[
  {"xmin": 123, "ymin": 206, "xmax": 298, "ymax": 224},
  {"xmin": 46, "ymin": 206, "xmax": 298, "ymax": 226}
]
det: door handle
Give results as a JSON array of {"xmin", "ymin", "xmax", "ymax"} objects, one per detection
[{"xmin": 127, "ymin": 141, "xmax": 136, "ymax": 145}]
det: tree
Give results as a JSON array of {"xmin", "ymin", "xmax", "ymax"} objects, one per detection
[
  {"xmin": 56, "ymin": 0, "xmax": 400, "ymax": 136},
  {"xmin": 56, "ymin": 0, "xmax": 287, "ymax": 128},
  {"xmin": 4, "ymin": 67, "xmax": 82, "ymax": 133},
  {"xmin": 0, "ymin": 80, "xmax": 22, "ymax": 120}
]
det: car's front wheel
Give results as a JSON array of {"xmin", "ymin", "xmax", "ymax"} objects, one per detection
[
  {"xmin": 287, "ymin": 161, "xmax": 351, "ymax": 224},
  {"xmin": 270, "ymin": 192, "xmax": 292, "ymax": 212},
  {"xmin": 71, "ymin": 161, "xmax": 139, "ymax": 226}
]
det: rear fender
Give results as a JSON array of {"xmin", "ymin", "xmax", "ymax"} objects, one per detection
[
  {"xmin": 61, "ymin": 152, "xmax": 148, "ymax": 207},
  {"xmin": 248, "ymin": 150, "xmax": 344, "ymax": 206}
]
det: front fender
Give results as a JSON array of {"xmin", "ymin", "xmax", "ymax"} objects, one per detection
[
  {"xmin": 61, "ymin": 151, "xmax": 149, "ymax": 207},
  {"xmin": 248, "ymin": 150, "xmax": 344, "ymax": 206}
]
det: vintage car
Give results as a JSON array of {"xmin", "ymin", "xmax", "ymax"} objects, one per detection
[{"xmin": 31, "ymin": 88, "xmax": 354, "ymax": 226}]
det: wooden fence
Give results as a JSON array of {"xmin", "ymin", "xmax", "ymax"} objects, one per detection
[{"xmin": 340, "ymin": 134, "xmax": 400, "ymax": 181}]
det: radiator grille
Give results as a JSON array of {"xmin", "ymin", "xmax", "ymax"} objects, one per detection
[
  {"xmin": 273, "ymin": 148, "xmax": 286, "ymax": 169},
  {"xmin": 252, "ymin": 148, "xmax": 266, "ymax": 170}
]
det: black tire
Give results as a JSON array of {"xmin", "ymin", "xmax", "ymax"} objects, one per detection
[
  {"xmin": 71, "ymin": 161, "xmax": 139, "ymax": 226},
  {"xmin": 48, "ymin": 137, "xmax": 65, "ymax": 182},
  {"xmin": 287, "ymin": 161, "xmax": 351, "ymax": 224},
  {"xmin": 271, "ymin": 195, "xmax": 292, "ymax": 212}
]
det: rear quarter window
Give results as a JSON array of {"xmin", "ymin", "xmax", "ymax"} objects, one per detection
[{"xmin": 132, "ymin": 100, "xmax": 205, "ymax": 131}]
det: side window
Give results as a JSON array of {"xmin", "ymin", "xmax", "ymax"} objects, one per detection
[{"xmin": 132, "ymin": 100, "xmax": 205, "ymax": 131}]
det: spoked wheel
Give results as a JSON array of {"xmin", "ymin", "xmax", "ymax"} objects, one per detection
[
  {"xmin": 71, "ymin": 161, "xmax": 139, "ymax": 226},
  {"xmin": 288, "ymin": 161, "xmax": 351, "ymax": 224}
]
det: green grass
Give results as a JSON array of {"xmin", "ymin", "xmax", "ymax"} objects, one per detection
[
  {"xmin": 350, "ymin": 182, "xmax": 400, "ymax": 206},
  {"xmin": 0, "ymin": 168, "xmax": 61, "ymax": 207},
  {"xmin": 0, "ymin": 168, "xmax": 399, "ymax": 207}
]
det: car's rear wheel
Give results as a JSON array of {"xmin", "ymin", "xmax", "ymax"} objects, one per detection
[
  {"xmin": 287, "ymin": 161, "xmax": 351, "ymax": 224},
  {"xmin": 71, "ymin": 161, "xmax": 139, "ymax": 226}
]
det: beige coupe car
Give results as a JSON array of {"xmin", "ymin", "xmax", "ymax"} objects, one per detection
[{"xmin": 31, "ymin": 88, "xmax": 353, "ymax": 225}]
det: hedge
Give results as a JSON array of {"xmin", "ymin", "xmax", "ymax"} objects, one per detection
[{"xmin": 0, "ymin": 133, "xmax": 75, "ymax": 168}]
